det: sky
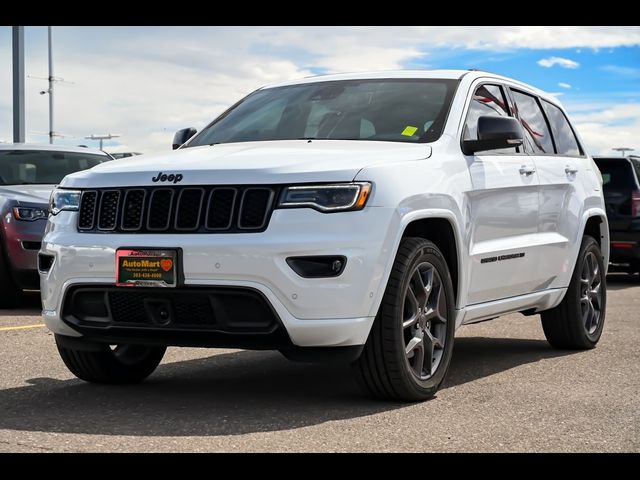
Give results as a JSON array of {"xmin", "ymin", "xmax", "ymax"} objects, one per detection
[{"xmin": 1, "ymin": 26, "xmax": 639, "ymax": 155}]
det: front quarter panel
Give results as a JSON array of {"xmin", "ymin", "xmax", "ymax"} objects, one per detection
[{"xmin": 355, "ymin": 136, "xmax": 472, "ymax": 315}]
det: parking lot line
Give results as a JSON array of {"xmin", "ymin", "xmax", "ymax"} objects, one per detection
[{"xmin": 0, "ymin": 324, "xmax": 45, "ymax": 332}]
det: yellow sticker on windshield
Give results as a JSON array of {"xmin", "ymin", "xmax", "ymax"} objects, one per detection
[{"xmin": 401, "ymin": 126, "xmax": 418, "ymax": 136}]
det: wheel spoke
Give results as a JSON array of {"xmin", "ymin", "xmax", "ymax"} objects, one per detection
[
  {"xmin": 403, "ymin": 288, "xmax": 420, "ymax": 329},
  {"xmin": 423, "ymin": 331, "xmax": 435, "ymax": 377},
  {"xmin": 411, "ymin": 269, "xmax": 428, "ymax": 308},
  {"xmin": 405, "ymin": 334, "xmax": 423, "ymax": 357}
]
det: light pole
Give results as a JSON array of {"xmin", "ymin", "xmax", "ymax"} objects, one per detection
[
  {"xmin": 37, "ymin": 26, "xmax": 59, "ymax": 143},
  {"xmin": 85, "ymin": 134, "xmax": 121, "ymax": 151},
  {"xmin": 12, "ymin": 26, "xmax": 25, "ymax": 143},
  {"xmin": 612, "ymin": 147, "xmax": 634, "ymax": 157},
  {"xmin": 47, "ymin": 26, "xmax": 54, "ymax": 144}
]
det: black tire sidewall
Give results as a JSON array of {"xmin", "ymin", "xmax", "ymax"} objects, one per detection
[
  {"xmin": 568, "ymin": 237, "xmax": 607, "ymax": 345},
  {"xmin": 394, "ymin": 241, "xmax": 456, "ymax": 396}
]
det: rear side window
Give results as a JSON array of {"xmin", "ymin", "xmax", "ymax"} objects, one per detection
[
  {"xmin": 510, "ymin": 90, "xmax": 554, "ymax": 155},
  {"xmin": 594, "ymin": 159, "xmax": 637, "ymax": 189},
  {"xmin": 542, "ymin": 101, "xmax": 581, "ymax": 156},
  {"xmin": 463, "ymin": 84, "xmax": 516, "ymax": 154}
]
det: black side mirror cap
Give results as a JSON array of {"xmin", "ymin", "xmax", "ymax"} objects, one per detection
[
  {"xmin": 172, "ymin": 127, "xmax": 197, "ymax": 150},
  {"xmin": 462, "ymin": 116, "xmax": 523, "ymax": 155}
]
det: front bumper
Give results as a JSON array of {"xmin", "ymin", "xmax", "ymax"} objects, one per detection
[
  {"xmin": 2, "ymin": 213, "xmax": 46, "ymax": 289},
  {"xmin": 41, "ymin": 207, "xmax": 399, "ymax": 347}
]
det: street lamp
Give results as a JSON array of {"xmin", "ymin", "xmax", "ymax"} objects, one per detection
[
  {"xmin": 612, "ymin": 147, "xmax": 634, "ymax": 157},
  {"xmin": 85, "ymin": 134, "xmax": 121, "ymax": 151}
]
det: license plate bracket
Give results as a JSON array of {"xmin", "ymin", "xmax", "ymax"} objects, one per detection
[{"xmin": 116, "ymin": 249, "xmax": 177, "ymax": 288}]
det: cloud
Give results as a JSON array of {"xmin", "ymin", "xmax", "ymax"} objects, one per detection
[
  {"xmin": 537, "ymin": 56, "xmax": 580, "ymax": 69},
  {"xmin": 568, "ymin": 103, "xmax": 640, "ymax": 155},
  {"xmin": 558, "ymin": 82, "xmax": 572, "ymax": 89},
  {"xmin": 2, "ymin": 26, "xmax": 640, "ymax": 152},
  {"xmin": 601, "ymin": 65, "xmax": 640, "ymax": 78}
]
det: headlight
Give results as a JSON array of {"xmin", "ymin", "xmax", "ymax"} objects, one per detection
[
  {"xmin": 49, "ymin": 189, "xmax": 81, "ymax": 215},
  {"xmin": 278, "ymin": 182, "xmax": 372, "ymax": 212},
  {"xmin": 13, "ymin": 206, "xmax": 48, "ymax": 221}
]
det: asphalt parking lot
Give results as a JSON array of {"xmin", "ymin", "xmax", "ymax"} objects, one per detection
[{"xmin": 0, "ymin": 275, "xmax": 638, "ymax": 453}]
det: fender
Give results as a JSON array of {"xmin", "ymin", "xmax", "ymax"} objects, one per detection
[
  {"xmin": 367, "ymin": 207, "xmax": 467, "ymax": 322},
  {"xmin": 572, "ymin": 208, "xmax": 610, "ymax": 275}
]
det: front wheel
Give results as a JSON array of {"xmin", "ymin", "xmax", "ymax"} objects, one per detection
[
  {"xmin": 541, "ymin": 235, "xmax": 606, "ymax": 349},
  {"xmin": 354, "ymin": 237, "xmax": 455, "ymax": 401},
  {"xmin": 55, "ymin": 335, "xmax": 166, "ymax": 384}
]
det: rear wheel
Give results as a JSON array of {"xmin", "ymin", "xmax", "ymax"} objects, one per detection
[
  {"xmin": 354, "ymin": 237, "xmax": 455, "ymax": 401},
  {"xmin": 55, "ymin": 335, "xmax": 166, "ymax": 384},
  {"xmin": 541, "ymin": 235, "xmax": 606, "ymax": 349}
]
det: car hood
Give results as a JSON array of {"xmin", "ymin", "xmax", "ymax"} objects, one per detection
[
  {"xmin": 0, "ymin": 184, "xmax": 54, "ymax": 204},
  {"xmin": 60, "ymin": 140, "xmax": 432, "ymax": 188}
]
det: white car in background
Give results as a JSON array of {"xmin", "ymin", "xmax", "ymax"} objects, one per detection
[{"xmin": 40, "ymin": 70, "xmax": 608, "ymax": 401}]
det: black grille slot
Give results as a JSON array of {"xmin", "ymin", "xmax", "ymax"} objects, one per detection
[
  {"xmin": 206, "ymin": 188, "xmax": 236, "ymax": 230},
  {"xmin": 78, "ymin": 191, "xmax": 97, "ymax": 230},
  {"xmin": 147, "ymin": 189, "xmax": 173, "ymax": 231},
  {"xmin": 239, "ymin": 188, "xmax": 274, "ymax": 229},
  {"xmin": 78, "ymin": 186, "xmax": 277, "ymax": 233},
  {"xmin": 98, "ymin": 190, "xmax": 121, "ymax": 230},
  {"xmin": 121, "ymin": 189, "xmax": 146, "ymax": 230},
  {"xmin": 175, "ymin": 188, "xmax": 204, "ymax": 230}
]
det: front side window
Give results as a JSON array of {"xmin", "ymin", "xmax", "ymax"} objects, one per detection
[
  {"xmin": 0, "ymin": 150, "xmax": 107, "ymax": 185},
  {"xmin": 462, "ymin": 84, "xmax": 516, "ymax": 154},
  {"xmin": 510, "ymin": 90, "xmax": 554, "ymax": 155},
  {"xmin": 542, "ymin": 100, "xmax": 582, "ymax": 156},
  {"xmin": 187, "ymin": 79, "xmax": 459, "ymax": 147}
]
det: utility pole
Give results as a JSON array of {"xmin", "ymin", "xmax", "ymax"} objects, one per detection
[
  {"xmin": 12, "ymin": 26, "xmax": 25, "ymax": 143},
  {"xmin": 612, "ymin": 147, "xmax": 634, "ymax": 157},
  {"xmin": 85, "ymin": 134, "xmax": 121, "ymax": 151},
  {"xmin": 47, "ymin": 26, "xmax": 54, "ymax": 144}
]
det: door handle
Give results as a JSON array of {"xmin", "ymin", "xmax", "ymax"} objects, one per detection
[
  {"xmin": 519, "ymin": 165, "xmax": 536, "ymax": 176},
  {"xmin": 565, "ymin": 166, "xmax": 579, "ymax": 175}
]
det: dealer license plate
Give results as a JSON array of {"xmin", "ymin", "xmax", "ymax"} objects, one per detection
[{"xmin": 116, "ymin": 249, "xmax": 177, "ymax": 287}]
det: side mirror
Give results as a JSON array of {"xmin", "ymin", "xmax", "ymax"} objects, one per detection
[
  {"xmin": 462, "ymin": 116, "xmax": 523, "ymax": 155},
  {"xmin": 172, "ymin": 127, "xmax": 197, "ymax": 150}
]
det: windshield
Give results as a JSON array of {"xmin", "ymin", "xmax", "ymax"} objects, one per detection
[
  {"xmin": 0, "ymin": 150, "xmax": 107, "ymax": 185},
  {"xmin": 188, "ymin": 79, "xmax": 459, "ymax": 147}
]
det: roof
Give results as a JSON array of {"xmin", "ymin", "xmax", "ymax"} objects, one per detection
[
  {"xmin": 264, "ymin": 69, "xmax": 469, "ymax": 89},
  {"xmin": 262, "ymin": 68, "xmax": 552, "ymax": 102},
  {"xmin": 0, "ymin": 143, "xmax": 108, "ymax": 156}
]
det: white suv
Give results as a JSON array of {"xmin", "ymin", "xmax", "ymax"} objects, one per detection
[{"xmin": 40, "ymin": 70, "xmax": 608, "ymax": 401}]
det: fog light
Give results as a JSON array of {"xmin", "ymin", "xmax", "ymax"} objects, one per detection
[{"xmin": 286, "ymin": 256, "xmax": 347, "ymax": 278}]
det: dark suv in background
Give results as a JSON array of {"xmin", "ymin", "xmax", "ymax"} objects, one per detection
[
  {"xmin": 0, "ymin": 144, "xmax": 110, "ymax": 307},
  {"xmin": 593, "ymin": 156, "xmax": 640, "ymax": 277}
]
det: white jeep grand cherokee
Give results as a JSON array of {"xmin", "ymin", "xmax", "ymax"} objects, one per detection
[{"xmin": 40, "ymin": 70, "xmax": 608, "ymax": 401}]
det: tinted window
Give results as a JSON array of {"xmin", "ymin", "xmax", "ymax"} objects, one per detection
[
  {"xmin": 542, "ymin": 101, "xmax": 581, "ymax": 156},
  {"xmin": 593, "ymin": 159, "xmax": 637, "ymax": 189},
  {"xmin": 188, "ymin": 79, "xmax": 458, "ymax": 146},
  {"xmin": 510, "ymin": 90, "xmax": 554, "ymax": 154},
  {"xmin": 0, "ymin": 150, "xmax": 106, "ymax": 185},
  {"xmin": 631, "ymin": 158, "xmax": 640, "ymax": 184},
  {"xmin": 463, "ymin": 84, "xmax": 516, "ymax": 154}
]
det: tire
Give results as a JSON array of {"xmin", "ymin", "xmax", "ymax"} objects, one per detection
[
  {"xmin": 0, "ymin": 247, "xmax": 22, "ymax": 308},
  {"xmin": 541, "ymin": 235, "xmax": 606, "ymax": 349},
  {"xmin": 354, "ymin": 237, "xmax": 456, "ymax": 402},
  {"xmin": 55, "ymin": 335, "xmax": 166, "ymax": 384}
]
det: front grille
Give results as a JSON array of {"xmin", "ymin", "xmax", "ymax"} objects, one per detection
[{"xmin": 77, "ymin": 186, "xmax": 278, "ymax": 233}]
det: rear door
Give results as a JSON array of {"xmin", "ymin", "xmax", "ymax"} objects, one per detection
[
  {"xmin": 593, "ymin": 158, "xmax": 640, "ymax": 231},
  {"xmin": 509, "ymin": 90, "xmax": 584, "ymax": 290},
  {"xmin": 463, "ymin": 83, "xmax": 541, "ymax": 304}
]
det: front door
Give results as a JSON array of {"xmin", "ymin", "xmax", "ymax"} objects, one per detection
[{"xmin": 463, "ymin": 83, "xmax": 541, "ymax": 304}]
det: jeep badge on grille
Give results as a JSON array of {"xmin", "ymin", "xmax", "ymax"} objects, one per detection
[{"xmin": 152, "ymin": 172, "xmax": 183, "ymax": 183}]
